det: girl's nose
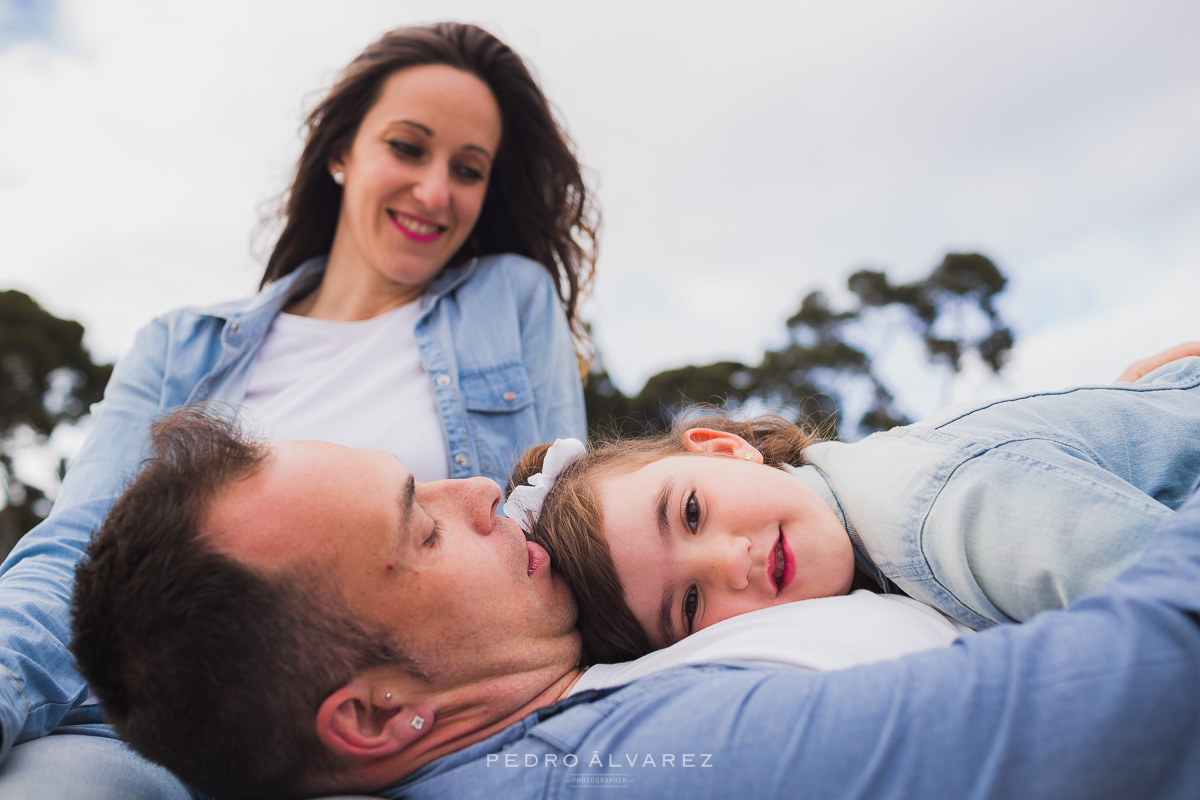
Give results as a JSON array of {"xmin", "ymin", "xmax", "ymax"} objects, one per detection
[{"xmin": 695, "ymin": 535, "xmax": 751, "ymax": 590}]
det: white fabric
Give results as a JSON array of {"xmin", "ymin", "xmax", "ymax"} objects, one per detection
[
  {"xmin": 570, "ymin": 590, "xmax": 972, "ymax": 695},
  {"xmin": 240, "ymin": 301, "xmax": 449, "ymax": 481},
  {"xmin": 504, "ymin": 437, "xmax": 586, "ymax": 530}
]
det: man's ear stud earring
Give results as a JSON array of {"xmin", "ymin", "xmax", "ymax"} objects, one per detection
[
  {"xmin": 744, "ymin": 453, "xmax": 755, "ymax": 461},
  {"xmin": 411, "ymin": 715, "xmax": 426, "ymax": 731},
  {"xmin": 384, "ymin": 692, "xmax": 392, "ymax": 701}
]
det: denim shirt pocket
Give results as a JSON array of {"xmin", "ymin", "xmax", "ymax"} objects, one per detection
[{"xmin": 460, "ymin": 361, "xmax": 540, "ymax": 485}]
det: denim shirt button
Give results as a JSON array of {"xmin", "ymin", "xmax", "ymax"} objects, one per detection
[
  {"xmin": 436, "ymin": 374, "xmax": 452, "ymax": 388},
  {"xmin": 503, "ymin": 391, "xmax": 517, "ymax": 402},
  {"xmin": 230, "ymin": 322, "xmax": 242, "ymax": 336},
  {"xmin": 454, "ymin": 453, "xmax": 469, "ymax": 467}
]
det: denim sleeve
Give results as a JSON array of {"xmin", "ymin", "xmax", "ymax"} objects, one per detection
[
  {"xmin": 534, "ymin": 492, "xmax": 1200, "ymax": 799},
  {"xmin": 0, "ymin": 318, "xmax": 169, "ymax": 761},
  {"xmin": 514, "ymin": 266, "xmax": 586, "ymax": 443},
  {"xmin": 922, "ymin": 444, "xmax": 1173, "ymax": 626}
]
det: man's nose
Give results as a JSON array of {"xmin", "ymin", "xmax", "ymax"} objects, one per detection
[{"xmin": 461, "ymin": 476, "xmax": 502, "ymax": 534}]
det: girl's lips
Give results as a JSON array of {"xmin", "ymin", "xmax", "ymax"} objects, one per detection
[
  {"xmin": 768, "ymin": 537, "xmax": 779, "ymax": 592},
  {"xmin": 526, "ymin": 540, "xmax": 550, "ymax": 577},
  {"xmin": 777, "ymin": 530, "xmax": 796, "ymax": 592},
  {"xmin": 387, "ymin": 210, "xmax": 447, "ymax": 243}
]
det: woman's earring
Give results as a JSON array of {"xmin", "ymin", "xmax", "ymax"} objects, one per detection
[
  {"xmin": 331, "ymin": 169, "xmax": 345, "ymax": 186},
  {"xmin": 743, "ymin": 453, "xmax": 755, "ymax": 461}
]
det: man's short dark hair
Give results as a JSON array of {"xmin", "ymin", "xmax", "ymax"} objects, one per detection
[{"xmin": 71, "ymin": 406, "xmax": 400, "ymax": 799}]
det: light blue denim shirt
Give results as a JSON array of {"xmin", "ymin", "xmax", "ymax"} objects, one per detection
[
  {"xmin": 788, "ymin": 356, "xmax": 1200, "ymax": 629},
  {"xmin": 0, "ymin": 252, "xmax": 585, "ymax": 757},
  {"xmin": 379, "ymin": 490, "xmax": 1200, "ymax": 798}
]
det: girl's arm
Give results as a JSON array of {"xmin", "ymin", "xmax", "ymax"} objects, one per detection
[{"xmin": 928, "ymin": 357, "xmax": 1200, "ymax": 627}]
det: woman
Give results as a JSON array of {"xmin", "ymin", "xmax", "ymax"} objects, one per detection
[
  {"xmin": 0, "ymin": 22, "xmax": 596, "ymax": 799},
  {"xmin": 511, "ymin": 346, "xmax": 1200, "ymax": 664},
  {"xmin": 242, "ymin": 21, "xmax": 596, "ymax": 485}
]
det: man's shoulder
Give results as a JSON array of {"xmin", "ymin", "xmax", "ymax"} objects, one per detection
[{"xmin": 383, "ymin": 664, "xmax": 776, "ymax": 798}]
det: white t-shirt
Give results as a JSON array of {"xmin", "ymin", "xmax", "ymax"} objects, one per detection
[
  {"xmin": 570, "ymin": 590, "xmax": 972, "ymax": 695},
  {"xmin": 240, "ymin": 301, "xmax": 450, "ymax": 481}
]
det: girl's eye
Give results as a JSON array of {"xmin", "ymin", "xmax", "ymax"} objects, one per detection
[
  {"xmin": 423, "ymin": 521, "xmax": 442, "ymax": 548},
  {"xmin": 388, "ymin": 140, "xmax": 422, "ymax": 159},
  {"xmin": 684, "ymin": 492, "xmax": 700, "ymax": 533},
  {"xmin": 682, "ymin": 585, "xmax": 699, "ymax": 634}
]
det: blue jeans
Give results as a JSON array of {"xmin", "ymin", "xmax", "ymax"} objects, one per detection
[
  {"xmin": 0, "ymin": 728, "xmax": 196, "ymax": 800},
  {"xmin": 0, "ymin": 731, "xmax": 383, "ymax": 799}
]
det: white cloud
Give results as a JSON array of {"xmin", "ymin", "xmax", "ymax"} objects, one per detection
[{"xmin": 2, "ymin": 0, "xmax": 1198, "ymax": 402}]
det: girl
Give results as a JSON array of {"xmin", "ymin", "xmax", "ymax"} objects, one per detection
[{"xmin": 510, "ymin": 348, "xmax": 1200, "ymax": 665}]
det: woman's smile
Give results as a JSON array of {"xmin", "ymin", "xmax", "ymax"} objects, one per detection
[{"xmin": 387, "ymin": 210, "xmax": 447, "ymax": 242}]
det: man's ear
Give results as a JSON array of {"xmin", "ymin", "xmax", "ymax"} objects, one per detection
[
  {"xmin": 681, "ymin": 428, "xmax": 760, "ymax": 462},
  {"xmin": 315, "ymin": 677, "xmax": 437, "ymax": 760}
]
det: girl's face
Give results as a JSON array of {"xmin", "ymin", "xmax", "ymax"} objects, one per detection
[
  {"xmin": 594, "ymin": 430, "xmax": 855, "ymax": 650},
  {"xmin": 328, "ymin": 64, "xmax": 501, "ymax": 297}
]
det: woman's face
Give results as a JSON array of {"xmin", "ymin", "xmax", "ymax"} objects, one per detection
[
  {"xmin": 329, "ymin": 64, "xmax": 502, "ymax": 295},
  {"xmin": 594, "ymin": 437, "xmax": 856, "ymax": 650}
]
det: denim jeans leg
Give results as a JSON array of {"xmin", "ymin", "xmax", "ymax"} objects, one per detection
[{"xmin": 0, "ymin": 733, "xmax": 197, "ymax": 800}]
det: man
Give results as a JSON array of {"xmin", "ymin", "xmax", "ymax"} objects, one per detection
[{"xmin": 71, "ymin": 407, "xmax": 1200, "ymax": 799}]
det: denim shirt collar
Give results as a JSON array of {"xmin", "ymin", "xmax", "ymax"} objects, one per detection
[
  {"xmin": 783, "ymin": 463, "xmax": 891, "ymax": 590},
  {"xmin": 193, "ymin": 255, "xmax": 480, "ymax": 336},
  {"xmin": 194, "ymin": 257, "xmax": 326, "ymax": 341},
  {"xmin": 422, "ymin": 257, "xmax": 478, "ymax": 310}
]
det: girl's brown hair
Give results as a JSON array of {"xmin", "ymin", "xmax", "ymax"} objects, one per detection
[
  {"xmin": 263, "ymin": 22, "xmax": 598, "ymax": 360},
  {"xmin": 512, "ymin": 411, "xmax": 826, "ymax": 665}
]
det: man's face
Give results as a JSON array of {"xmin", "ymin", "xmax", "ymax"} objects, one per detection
[{"xmin": 206, "ymin": 441, "xmax": 580, "ymax": 683}]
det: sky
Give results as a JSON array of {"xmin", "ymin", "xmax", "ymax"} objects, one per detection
[{"xmin": 3, "ymin": 0, "xmax": 1199, "ymax": 458}]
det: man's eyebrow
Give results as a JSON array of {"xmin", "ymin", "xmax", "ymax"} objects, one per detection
[
  {"xmin": 655, "ymin": 477, "xmax": 674, "ymax": 542},
  {"xmin": 399, "ymin": 474, "xmax": 415, "ymax": 540},
  {"xmin": 658, "ymin": 584, "xmax": 680, "ymax": 648}
]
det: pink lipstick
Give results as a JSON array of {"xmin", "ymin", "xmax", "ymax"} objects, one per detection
[
  {"xmin": 387, "ymin": 210, "xmax": 447, "ymax": 243},
  {"xmin": 770, "ymin": 529, "xmax": 796, "ymax": 593}
]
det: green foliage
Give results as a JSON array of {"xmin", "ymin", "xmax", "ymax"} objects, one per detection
[
  {"xmin": 585, "ymin": 252, "xmax": 1014, "ymax": 440},
  {"xmin": 1, "ymin": 290, "xmax": 112, "ymax": 549}
]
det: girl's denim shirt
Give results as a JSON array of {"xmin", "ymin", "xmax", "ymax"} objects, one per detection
[{"xmin": 788, "ymin": 357, "xmax": 1200, "ymax": 629}]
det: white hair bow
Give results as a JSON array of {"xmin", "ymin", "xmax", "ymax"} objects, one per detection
[{"xmin": 504, "ymin": 438, "xmax": 586, "ymax": 531}]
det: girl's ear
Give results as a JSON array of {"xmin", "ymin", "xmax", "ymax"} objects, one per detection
[{"xmin": 681, "ymin": 428, "xmax": 760, "ymax": 462}]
